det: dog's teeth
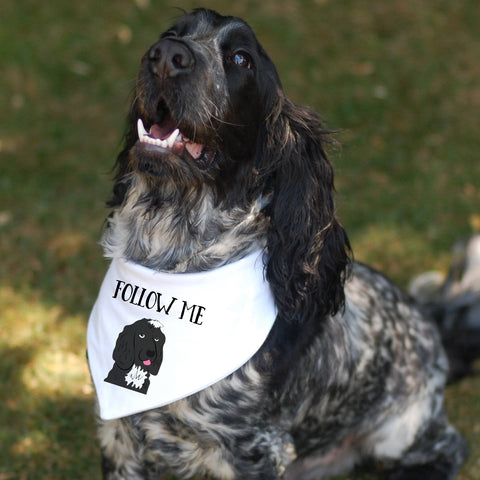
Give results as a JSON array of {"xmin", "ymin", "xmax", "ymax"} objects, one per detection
[
  {"xmin": 137, "ymin": 118, "xmax": 148, "ymax": 140},
  {"xmin": 142, "ymin": 135, "xmax": 167, "ymax": 148},
  {"xmin": 166, "ymin": 129, "xmax": 180, "ymax": 148},
  {"xmin": 154, "ymin": 138, "xmax": 167, "ymax": 148},
  {"xmin": 137, "ymin": 119, "xmax": 181, "ymax": 150}
]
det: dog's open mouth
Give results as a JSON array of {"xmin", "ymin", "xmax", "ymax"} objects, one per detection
[
  {"xmin": 137, "ymin": 119, "xmax": 206, "ymax": 160},
  {"xmin": 136, "ymin": 97, "xmax": 216, "ymax": 170}
]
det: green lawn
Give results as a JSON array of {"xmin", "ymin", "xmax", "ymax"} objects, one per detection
[{"xmin": 1, "ymin": 0, "xmax": 479, "ymax": 478}]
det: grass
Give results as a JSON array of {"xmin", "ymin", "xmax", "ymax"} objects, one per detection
[{"xmin": 1, "ymin": 0, "xmax": 479, "ymax": 478}]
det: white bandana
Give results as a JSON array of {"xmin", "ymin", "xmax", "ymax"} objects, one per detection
[{"xmin": 87, "ymin": 250, "xmax": 276, "ymax": 420}]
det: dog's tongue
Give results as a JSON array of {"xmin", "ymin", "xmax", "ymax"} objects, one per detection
[
  {"xmin": 143, "ymin": 360, "xmax": 151, "ymax": 366},
  {"xmin": 185, "ymin": 142, "xmax": 203, "ymax": 159},
  {"xmin": 148, "ymin": 123, "xmax": 204, "ymax": 160}
]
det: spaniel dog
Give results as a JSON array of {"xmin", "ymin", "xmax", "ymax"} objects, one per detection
[
  {"xmin": 105, "ymin": 318, "xmax": 166, "ymax": 394},
  {"xmin": 95, "ymin": 8, "xmax": 474, "ymax": 480}
]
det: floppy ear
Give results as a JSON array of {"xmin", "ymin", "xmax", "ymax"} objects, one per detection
[
  {"xmin": 150, "ymin": 330, "xmax": 166, "ymax": 376},
  {"xmin": 260, "ymin": 97, "xmax": 351, "ymax": 324},
  {"xmin": 112, "ymin": 324, "xmax": 136, "ymax": 370}
]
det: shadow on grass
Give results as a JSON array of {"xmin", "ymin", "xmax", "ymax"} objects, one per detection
[
  {"xmin": 0, "ymin": 334, "xmax": 100, "ymax": 479},
  {"xmin": 0, "ymin": 350, "xmax": 100, "ymax": 479}
]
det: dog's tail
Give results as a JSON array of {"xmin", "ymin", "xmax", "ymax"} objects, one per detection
[{"xmin": 410, "ymin": 235, "xmax": 480, "ymax": 382}]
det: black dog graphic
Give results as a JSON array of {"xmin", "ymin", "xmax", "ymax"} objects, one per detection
[{"xmin": 105, "ymin": 318, "xmax": 166, "ymax": 394}]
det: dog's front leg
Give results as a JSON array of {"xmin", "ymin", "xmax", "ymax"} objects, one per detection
[
  {"xmin": 101, "ymin": 452, "xmax": 165, "ymax": 480},
  {"xmin": 98, "ymin": 417, "xmax": 168, "ymax": 480},
  {"xmin": 98, "ymin": 415, "xmax": 289, "ymax": 480},
  {"xmin": 224, "ymin": 428, "xmax": 297, "ymax": 480}
]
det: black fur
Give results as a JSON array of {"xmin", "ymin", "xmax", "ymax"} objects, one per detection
[{"xmin": 94, "ymin": 9, "xmax": 474, "ymax": 480}]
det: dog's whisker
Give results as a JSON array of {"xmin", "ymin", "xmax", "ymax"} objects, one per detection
[{"xmin": 210, "ymin": 115, "xmax": 246, "ymax": 128}]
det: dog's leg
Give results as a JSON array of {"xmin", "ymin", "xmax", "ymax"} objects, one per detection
[
  {"xmin": 384, "ymin": 415, "xmax": 468, "ymax": 480},
  {"xmin": 99, "ymin": 417, "xmax": 167, "ymax": 480},
  {"xmin": 101, "ymin": 452, "xmax": 143, "ymax": 480},
  {"xmin": 283, "ymin": 436, "xmax": 359, "ymax": 480},
  {"xmin": 102, "ymin": 453, "xmax": 166, "ymax": 480}
]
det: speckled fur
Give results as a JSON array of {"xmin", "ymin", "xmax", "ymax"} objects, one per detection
[{"xmin": 96, "ymin": 9, "xmax": 469, "ymax": 480}]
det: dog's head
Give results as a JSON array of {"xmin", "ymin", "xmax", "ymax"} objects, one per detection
[
  {"xmin": 113, "ymin": 318, "xmax": 165, "ymax": 376},
  {"xmin": 111, "ymin": 9, "xmax": 350, "ymax": 324},
  {"xmin": 113, "ymin": 9, "xmax": 281, "ymax": 197}
]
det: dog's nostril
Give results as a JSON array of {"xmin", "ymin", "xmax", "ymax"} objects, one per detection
[
  {"xmin": 172, "ymin": 53, "xmax": 188, "ymax": 69},
  {"xmin": 166, "ymin": 44, "xmax": 193, "ymax": 75},
  {"xmin": 149, "ymin": 45, "xmax": 161, "ymax": 62},
  {"xmin": 149, "ymin": 40, "xmax": 193, "ymax": 78}
]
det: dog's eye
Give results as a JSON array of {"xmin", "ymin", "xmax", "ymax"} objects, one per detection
[
  {"xmin": 231, "ymin": 52, "xmax": 252, "ymax": 69},
  {"xmin": 154, "ymin": 338, "xmax": 159, "ymax": 342},
  {"xmin": 139, "ymin": 333, "xmax": 146, "ymax": 339}
]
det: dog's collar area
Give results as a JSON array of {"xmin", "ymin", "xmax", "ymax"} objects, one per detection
[{"xmin": 87, "ymin": 250, "xmax": 277, "ymax": 420}]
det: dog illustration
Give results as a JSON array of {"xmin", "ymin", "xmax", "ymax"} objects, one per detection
[{"xmin": 105, "ymin": 318, "xmax": 165, "ymax": 394}]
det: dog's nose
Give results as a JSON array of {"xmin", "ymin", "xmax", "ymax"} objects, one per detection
[
  {"xmin": 146, "ymin": 349, "xmax": 155, "ymax": 358},
  {"xmin": 148, "ymin": 39, "xmax": 194, "ymax": 78}
]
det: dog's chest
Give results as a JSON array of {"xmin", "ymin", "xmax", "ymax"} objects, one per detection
[
  {"xmin": 102, "ymin": 183, "xmax": 270, "ymax": 272},
  {"xmin": 143, "ymin": 378, "xmax": 296, "ymax": 478}
]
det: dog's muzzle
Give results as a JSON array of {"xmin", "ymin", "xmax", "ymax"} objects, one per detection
[
  {"xmin": 133, "ymin": 35, "xmax": 223, "ymax": 172},
  {"xmin": 148, "ymin": 38, "xmax": 194, "ymax": 79}
]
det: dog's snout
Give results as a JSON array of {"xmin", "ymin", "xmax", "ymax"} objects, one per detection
[
  {"xmin": 149, "ymin": 39, "xmax": 193, "ymax": 78},
  {"xmin": 146, "ymin": 349, "xmax": 155, "ymax": 358}
]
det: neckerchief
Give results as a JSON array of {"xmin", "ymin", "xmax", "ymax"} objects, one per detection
[{"xmin": 87, "ymin": 250, "xmax": 276, "ymax": 420}]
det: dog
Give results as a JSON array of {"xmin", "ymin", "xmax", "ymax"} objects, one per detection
[
  {"xmin": 104, "ymin": 318, "xmax": 166, "ymax": 394},
  {"xmin": 93, "ymin": 8, "xmax": 476, "ymax": 480}
]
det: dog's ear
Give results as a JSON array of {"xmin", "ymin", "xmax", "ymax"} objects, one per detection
[
  {"xmin": 259, "ymin": 97, "xmax": 351, "ymax": 324},
  {"xmin": 150, "ymin": 330, "xmax": 166, "ymax": 376},
  {"xmin": 112, "ymin": 324, "xmax": 136, "ymax": 370}
]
